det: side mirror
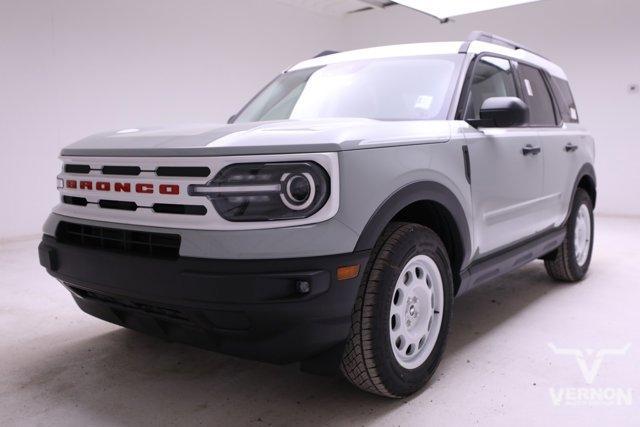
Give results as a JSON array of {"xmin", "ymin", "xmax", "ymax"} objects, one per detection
[
  {"xmin": 227, "ymin": 114, "xmax": 238, "ymax": 124},
  {"xmin": 468, "ymin": 96, "xmax": 529, "ymax": 128}
]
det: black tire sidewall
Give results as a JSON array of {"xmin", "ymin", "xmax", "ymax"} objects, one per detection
[{"xmin": 370, "ymin": 225, "xmax": 454, "ymax": 395}]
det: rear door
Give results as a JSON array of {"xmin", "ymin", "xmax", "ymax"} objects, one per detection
[
  {"xmin": 515, "ymin": 63, "xmax": 572, "ymax": 228},
  {"xmin": 462, "ymin": 56, "xmax": 545, "ymax": 256},
  {"xmin": 541, "ymin": 75, "xmax": 585, "ymax": 226}
]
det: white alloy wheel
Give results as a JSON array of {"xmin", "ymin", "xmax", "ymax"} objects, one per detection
[
  {"xmin": 543, "ymin": 189, "xmax": 594, "ymax": 283},
  {"xmin": 574, "ymin": 204, "xmax": 591, "ymax": 267},
  {"xmin": 389, "ymin": 255, "xmax": 444, "ymax": 369}
]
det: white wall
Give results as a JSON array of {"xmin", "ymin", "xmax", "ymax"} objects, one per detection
[
  {"xmin": 1, "ymin": 0, "xmax": 638, "ymax": 240},
  {"xmin": 0, "ymin": 0, "xmax": 345, "ymax": 240},
  {"xmin": 343, "ymin": 0, "xmax": 640, "ymax": 217}
]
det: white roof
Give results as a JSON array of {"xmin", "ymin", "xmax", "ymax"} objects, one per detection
[
  {"xmin": 288, "ymin": 40, "xmax": 567, "ymax": 80},
  {"xmin": 289, "ymin": 42, "xmax": 463, "ymax": 71}
]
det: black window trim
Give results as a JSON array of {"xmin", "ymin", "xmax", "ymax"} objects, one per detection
[
  {"xmin": 456, "ymin": 52, "xmax": 563, "ymax": 129},
  {"xmin": 513, "ymin": 61, "xmax": 562, "ymax": 128},
  {"xmin": 545, "ymin": 72, "xmax": 579, "ymax": 125},
  {"xmin": 541, "ymin": 69, "xmax": 564, "ymax": 126},
  {"xmin": 455, "ymin": 52, "xmax": 524, "ymax": 126}
]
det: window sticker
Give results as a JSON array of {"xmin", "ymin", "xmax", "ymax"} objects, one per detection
[
  {"xmin": 570, "ymin": 107, "xmax": 577, "ymax": 120},
  {"xmin": 414, "ymin": 95, "xmax": 434, "ymax": 110},
  {"xmin": 524, "ymin": 79, "xmax": 534, "ymax": 97}
]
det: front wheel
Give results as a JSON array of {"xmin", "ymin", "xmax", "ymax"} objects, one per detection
[
  {"xmin": 340, "ymin": 223, "xmax": 453, "ymax": 398},
  {"xmin": 544, "ymin": 188, "xmax": 594, "ymax": 282}
]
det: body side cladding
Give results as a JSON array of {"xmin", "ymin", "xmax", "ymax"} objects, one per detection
[{"xmin": 458, "ymin": 227, "xmax": 566, "ymax": 295}]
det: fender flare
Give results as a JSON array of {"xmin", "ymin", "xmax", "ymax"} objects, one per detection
[
  {"xmin": 354, "ymin": 181, "xmax": 472, "ymax": 267},
  {"xmin": 565, "ymin": 163, "xmax": 597, "ymax": 224}
]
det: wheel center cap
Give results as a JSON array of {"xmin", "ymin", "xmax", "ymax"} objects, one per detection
[{"xmin": 409, "ymin": 305, "xmax": 416, "ymax": 316}]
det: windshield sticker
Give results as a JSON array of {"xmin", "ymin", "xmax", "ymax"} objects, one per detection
[{"xmin": 415, "ymin": 95, "xmax": 434, "ymax": 110}]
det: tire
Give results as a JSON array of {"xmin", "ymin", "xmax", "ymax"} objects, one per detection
[
  {"xmin": 544, "ymin": 188, "xmax": 594, "ymax": 282},
  {"xmin": 340, "ymin": 222, "xmax": 454, "ymax": 398}
]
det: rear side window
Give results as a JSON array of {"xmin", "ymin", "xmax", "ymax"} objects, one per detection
[
  {"xmin": 550, "ymin": 77, "xmax": 579, "ymax": 123},
  {"xmin": 464, "ymin": 56, "xmax": 518, "ymax": 120},
  {"xmin": 516, "ymin": 63, "xmax": 557, "ymax": 126}
]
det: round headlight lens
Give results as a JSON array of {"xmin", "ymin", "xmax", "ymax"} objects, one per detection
[
  {"xmin": 288, "ymin": 175, "xmax": 311, "ymax": 202},
  {"xmin": 281, "ymin": 173, "xmax": 315, "ymax": 210}
]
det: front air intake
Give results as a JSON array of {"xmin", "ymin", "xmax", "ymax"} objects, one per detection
[{"xmin": 56, "ymin": 221, "xmax": 180, "ymax": 258}]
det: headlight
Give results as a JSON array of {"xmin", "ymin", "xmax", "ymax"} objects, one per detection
[{"xmin": 189, "ymin": 162, "xmax": 330, "ymax": 221}]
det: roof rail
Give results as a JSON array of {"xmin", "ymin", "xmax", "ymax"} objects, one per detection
[
  {"xmin": 459, "ymin": 31, "xmax": 548, "ymax": 60},
  {"xmin": 314, "ymin": 50, "xmax": 340, "ymax": 58}
]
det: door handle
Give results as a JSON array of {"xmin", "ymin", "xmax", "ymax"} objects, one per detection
[
  {"xmin": 522, "ymin": 144, "xmax": 541, "ymax": 156},
  {"xmin": 565, "ymin": 143, "xmax": 579, "ymax": 152}
]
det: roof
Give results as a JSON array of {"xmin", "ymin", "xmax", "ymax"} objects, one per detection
[
  {"xmin": 288, "ymin": 37, "xmax": 567, "ymax": 80},
  {"xmin": 289, "ymin": 42, "xmax": 464, "ymax": 71}
]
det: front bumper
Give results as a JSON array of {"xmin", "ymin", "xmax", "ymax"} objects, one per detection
[{"xmin": 38, "ymin": 234, "xmax": 369, "ymax": 364}]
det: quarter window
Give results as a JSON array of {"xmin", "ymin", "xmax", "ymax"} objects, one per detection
[
  {"xmin": 550, "ymin": 76, "xmax": 579, "ymax": 123},
  {"xmin": 464, "ymin": 56, "xmax": 518, "ymax": 121},
  {"xmin": 516, "ymin": 64, "xmax": 557, "ymax": 126}
]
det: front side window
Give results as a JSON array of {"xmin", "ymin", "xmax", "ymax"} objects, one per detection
[
  {"xmin": 464, "ymin": 56, "xmax": 518, "ymax": 121},
  {"xmin": 516, "ymin": 63, "xmax": 557, "ymax": 126},
  {"xmin": 234, "ymin": 55, "xmax": 463, "ymax": 122}
]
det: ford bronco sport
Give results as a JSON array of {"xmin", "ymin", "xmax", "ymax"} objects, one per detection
[{"xmin": 39, "ymin": 32, "xmax": 596, "ymax": 397}]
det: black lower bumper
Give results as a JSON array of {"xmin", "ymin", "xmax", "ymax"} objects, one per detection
[{"xmin": 38, "ymin": 235, "xmax": 369, "ymax": 364}]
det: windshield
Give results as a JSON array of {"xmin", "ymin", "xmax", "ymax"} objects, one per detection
[{"xmin": 234, "ymin": 55, "xmax": 463, "ymax": 122}]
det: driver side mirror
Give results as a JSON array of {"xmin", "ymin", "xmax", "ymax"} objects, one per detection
[{"xmin": 468, "ymin": 97, "xmax": 529, "ymax": 128}]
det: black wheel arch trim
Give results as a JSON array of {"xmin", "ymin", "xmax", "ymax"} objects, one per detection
[
  {"xmin": 569, "ymin": 163, "xmax": 597, "ymax": 218},
  {"xmin": 354, "ymin": 181, "xmax": 472, "ymax": 268},
  {"xmin": 353, "ymin": 167, "xmax": 594, "ymax": 296}
]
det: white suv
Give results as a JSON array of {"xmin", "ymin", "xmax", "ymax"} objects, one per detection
[{"xmin": 39, "ymin": 31, "xmax": 595, "ymax": 397}]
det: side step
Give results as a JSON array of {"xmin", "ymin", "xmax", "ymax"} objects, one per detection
[{"xmin": 458, "ymin": 227, "xmax": 566, "ymax": 295}]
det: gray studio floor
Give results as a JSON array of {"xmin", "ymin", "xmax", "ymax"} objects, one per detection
[{"xmin": 1, "ymin": 217, "xmax": 638, "ymax": 426}]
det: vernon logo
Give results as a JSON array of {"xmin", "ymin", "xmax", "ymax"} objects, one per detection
[{"xmin": 547, "ymin": 342, "xmax": 633, "ymax": 407}]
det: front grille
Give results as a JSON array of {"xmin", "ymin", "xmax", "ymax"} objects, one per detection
[
  {"xmin": 62, "ymin": 197, "xmax": 207, "ymax": 216},
  {"xmin": 152, "ymin": 203, "xmax": 207, "ymax": 215},
  {"xmin": 64, "ymin": 164, "xmax": 90, "ymax": 174},
  {"xmin": 156, "ymin": 166, "xmax": 211, "ymax": 177},
  {"xmin": 98, "ymin": 200, "xmax": 138, "ymax": 211},
  {"xmin": 62, "ymin": 164, "xmax": 211, "ymax": 177},
  {"xmin": 56, "ymin": 221, "xmax": 180, "ymax": 258},
  {"xmin": 63, "ymin": 196, "xmax": 88, "ymax": 206},
  {"xmin": 102, "ymin": 166, "xmax": 141, "ymax": 176}
]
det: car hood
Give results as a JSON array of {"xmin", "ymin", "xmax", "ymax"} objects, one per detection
[{"xmin": 61, "ymin": 118, "xmax": 451, "ymax": 157}]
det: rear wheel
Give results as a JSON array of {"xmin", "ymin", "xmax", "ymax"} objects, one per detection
[
  {"xmin": 544, "ymin": 188, "xmax": 594, "ymax": 282},
  {"xmin": 340, "ymin": 223, "xmax": 453, "ymax": 397}
]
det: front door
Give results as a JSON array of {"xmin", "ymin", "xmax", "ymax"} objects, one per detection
[{"xmin": 461, "ymin": 56, "xmax": 545, "ymax": 256}]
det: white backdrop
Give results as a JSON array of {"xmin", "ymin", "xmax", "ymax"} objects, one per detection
[
  {"xmin": 1, "ymin": 0, "xmax": 638, "ymax": 240},
  {"xmin": 343, "ymin": 0, "xmax": 640, "ymax": 219},
  {"xmin": 0, "ymin": 0, "xmax": 345, "ymax": 240}
]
